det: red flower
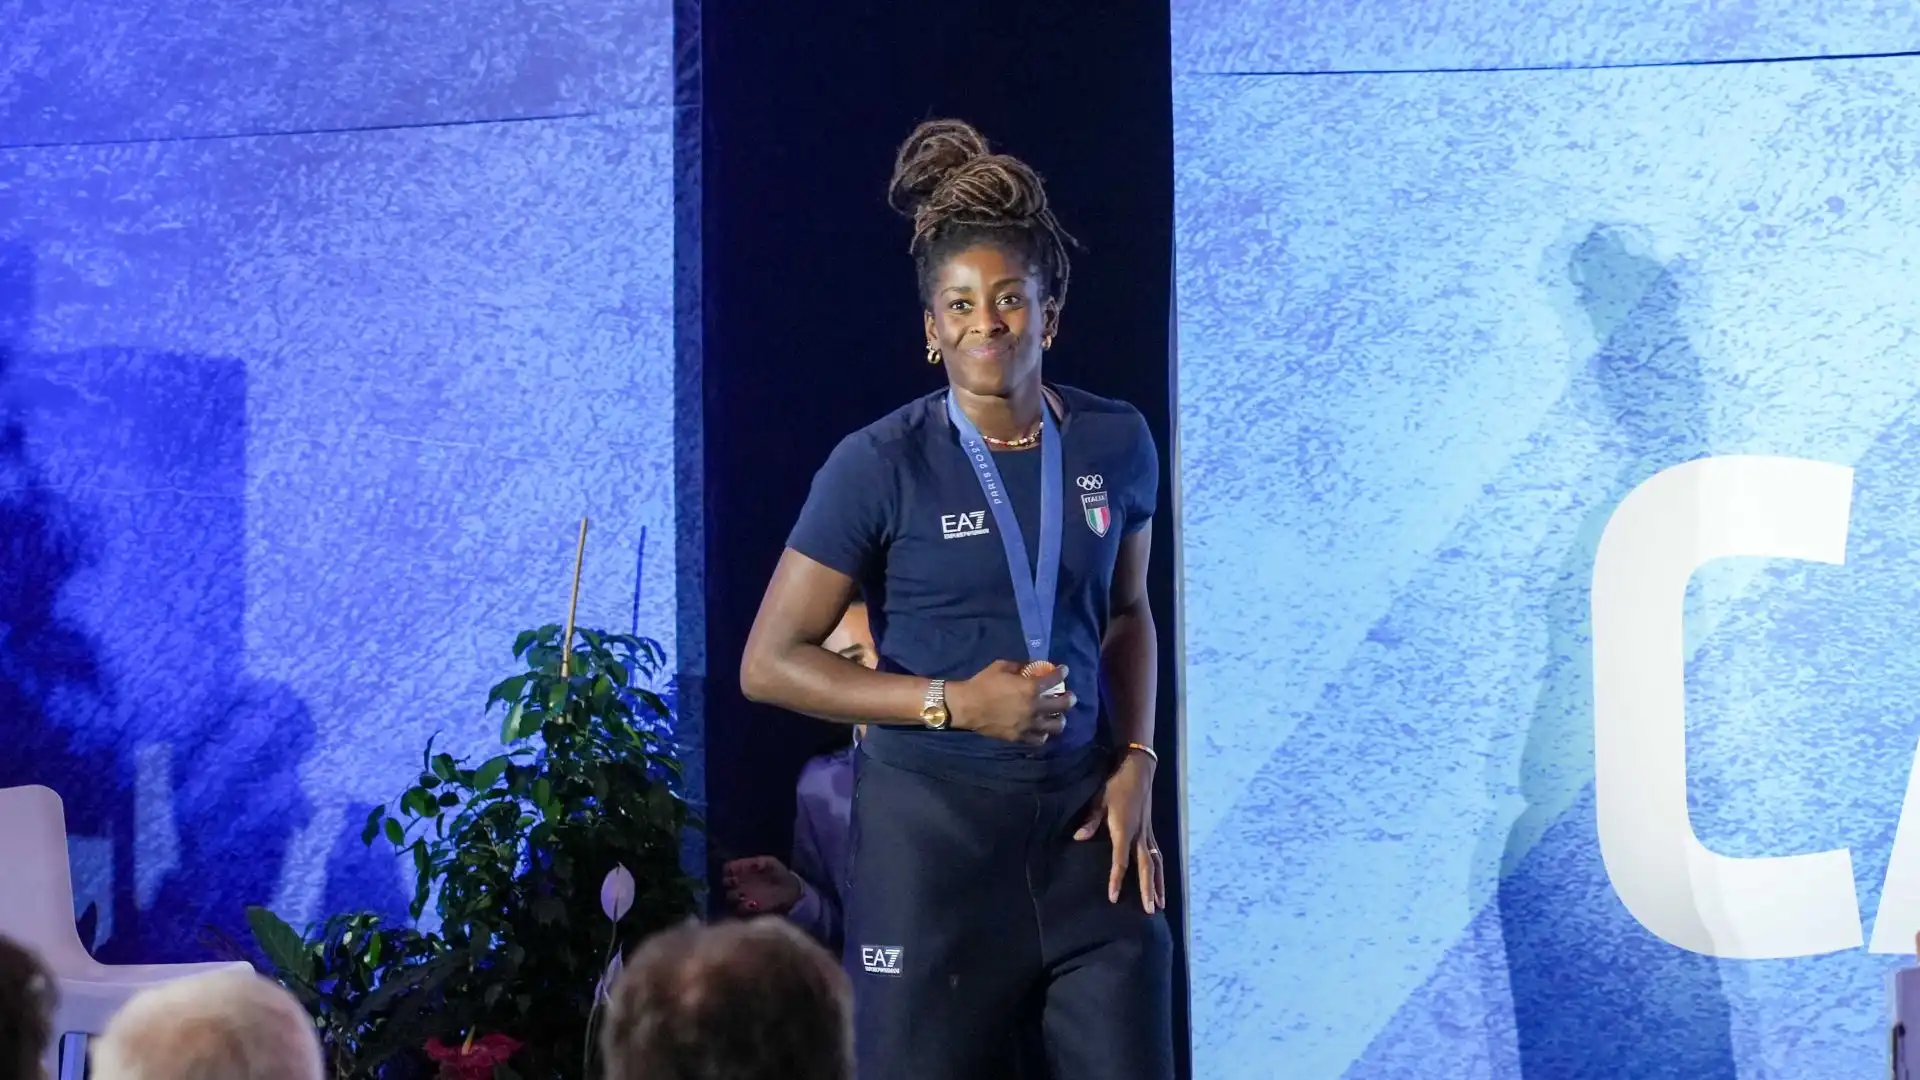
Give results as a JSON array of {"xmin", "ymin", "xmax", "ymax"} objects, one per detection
[{"xmin": 425, "ymin": 1034, "xmax": 522, "ymax": 1080}]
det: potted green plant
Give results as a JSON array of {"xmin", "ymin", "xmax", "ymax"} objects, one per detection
[
  {"xmin": 252, "ymin": 622, "xmax": 700, "ymax": 1079},
  {"xmin": 247, "ymin": 907, "xmax": 486, "ymax": 1079}
]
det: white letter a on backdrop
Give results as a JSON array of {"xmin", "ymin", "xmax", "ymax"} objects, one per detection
[{"xmin": 1869, "ymin": 741, "xmax": 1920, "ymax": 953}]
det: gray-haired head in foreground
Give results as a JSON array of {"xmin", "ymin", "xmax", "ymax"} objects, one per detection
[
  {"xmin": 91, "ymin": 968, "xmax": 322, "ymax": 1080},
  {"xmin": 602, "ymin": 917, "xmax": 852, "ymax": 1080}
]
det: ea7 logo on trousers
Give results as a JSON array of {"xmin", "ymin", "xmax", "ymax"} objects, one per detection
[
  {"xmin": 1592, "ymin": 455, "xmax": 1920, "ymax": 959},
  {"xmin": 941, "ymin": 511, "xmax": 989, "ymax": 539},
  {"xmin": 861, "ymin": 946, "xmax": 903, "ymax": 976}
]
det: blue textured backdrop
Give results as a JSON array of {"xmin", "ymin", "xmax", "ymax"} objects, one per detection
[
  {"xmin": 0, "ymin": 1, "xmax": 687, "ymax": 963},
  {"xmin": 2, "ymin": 0, "xmax": 673, "ymax": 143},
  {"xmin": 1175, "ymin": 1, "xmax": 1920, "ymax": 74},
  {"xmin": 1175, "ymin": 7, "xmax": 1920, "ymax": 1078}
]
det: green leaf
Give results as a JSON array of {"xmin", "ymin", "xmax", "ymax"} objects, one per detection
[
  {"xmin": 546, "ymin": 679, "xmax": 568, "ymax": 711},
  {"xmin": 351, "ymin": 945, "xmax": 463, "ymax": 1018},
  {"xmin": 431, "ymin": 753, "xmax": 458, "ymax": 781},
  {"xmin": 487, "ymin": 672, "xmax": 531, "ymax": 709},
  {"xmin": 364, "ymin": 931, "xmax": 383, "ymax": 967},
  {"xmin": 419, "ymin": 771, "xmax": 440, "ymax": 790},
  {"xmin": 437, "ymin": 790, "xmax": 462, "ymax": 807},
  {"xmin": 500, "ymin": 700, "xmax": 527, "ymax": 743},
  {"xmin": 384, "ymin": 818, "xmax": 405, "ymax": 847},
  {"xmin": 472, "ymin": 755, "xmax": 511, "ymax": 790},
  {"xmin": 245, "ymin": 906, "xmax": 315, "ymax": 986},
  {"xmin": 361, "ymin": 805, "xmax": 385, "ymax": 846},
  {"xmin": 350, "ymin": 970, "xmax": 462, "ymax": 1062},
  {"xmin": 513, "ymin": 629, "xmax": 539, "ymax": 658},
  {"xmin": 533, "ymin": 777, "xmax": 552, "ymax": 813}
]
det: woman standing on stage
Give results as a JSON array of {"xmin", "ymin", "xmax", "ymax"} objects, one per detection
[{"xmin": 740, "ymin": 118, "xmax": 1171, "ymax": 1080}]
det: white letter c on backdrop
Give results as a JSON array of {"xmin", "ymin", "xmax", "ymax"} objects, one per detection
[{"xmin": 1593, "ymin": 455, "xmax": 1858, "ymax": 960}]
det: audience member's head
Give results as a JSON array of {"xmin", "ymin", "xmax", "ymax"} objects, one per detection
[
  {"xmin": 825, "ymin": 601, "xmax": 877, "ymax": 745},
  {"xmin": 823, "ymin": 601, "xmax": 877, "ymax": 670},
  {"xmin": 0, "ymin": 936, "xmax": 55, "ymax": 1080},
  {"xmin": 602, "ymin": 918, "xmax": 851, "ymax": 1080},
  {"xmin": 90, "ymin": 969, "xmax": 322, "ymax": 1080}
]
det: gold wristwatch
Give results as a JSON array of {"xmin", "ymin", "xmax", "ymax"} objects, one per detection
[{"xmin": 920, "ymin": 678, "xmax": 951, "ymax": 730}]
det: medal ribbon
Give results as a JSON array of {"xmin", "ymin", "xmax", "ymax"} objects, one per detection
[{"xmin": 947, "ymin": 391, "xmax": 1062, "ymax": 662}]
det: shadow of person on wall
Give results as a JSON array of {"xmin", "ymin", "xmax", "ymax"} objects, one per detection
[
  {"xmin": 0, "ymin": 240, "xmax": 318, "ymax": 963},
  {"xmin": 1492, "ymin": 226, "xmax": 1735, "ymax": 1079},
  {"xmin": 321, "ymin": 801, "xmax": 411, "ymax": 924},
  {"xmin": 0, "ymin": 244, "xmax": 122, "ymax": 944},
  {"xmin": 143, "ymin": 683, "xmax": 318, "ymax": 959}
]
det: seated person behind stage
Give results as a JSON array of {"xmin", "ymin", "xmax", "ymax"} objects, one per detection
[{"xmin": 721, "ymin": 602, "xmax": 874, "ymax": 948}]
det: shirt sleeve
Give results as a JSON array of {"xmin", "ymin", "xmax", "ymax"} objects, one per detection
[
  {"xmin": 785, "ymin": 434, "xmax": 892, "ymax": 579},
  {"xmin": 1123, "ymin": 408, "xmax": 1159, "ymax": 536},
  {"xmin": 788, "ymin": 782, "xmax": 842, "ymax": 950},
  {"xmin": 786, "ymin": 879, "xmax": 834, "ymax": 948}
]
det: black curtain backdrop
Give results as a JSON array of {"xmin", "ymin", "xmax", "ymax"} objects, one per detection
[{"xmin": 699, "ymin": 3, "xmax": 1184, "ymax": 1071}]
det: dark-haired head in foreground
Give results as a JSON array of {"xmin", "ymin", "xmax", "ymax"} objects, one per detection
[
  {"xmin": 600, "ymin": 918, "xmax": 851, "ymax": 1080},
  {"xmin": 0, "ymin": 936, "xmax": 55, "ymax": 1080}
]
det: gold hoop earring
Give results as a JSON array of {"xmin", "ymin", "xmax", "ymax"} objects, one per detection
[{"xmin": 926, "ymin": 344, "xmax": 942, "ymax": 365}]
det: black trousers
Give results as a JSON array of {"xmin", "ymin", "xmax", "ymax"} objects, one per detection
[{"xmin": 844, "ymin": 739, "xmax": 1174, "ymax": 1080}]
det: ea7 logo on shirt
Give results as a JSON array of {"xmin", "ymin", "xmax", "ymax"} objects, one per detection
[
  {"xmin": 861, "ymin": 945, "xmax": 904, "ymax": 976},
  {"xmin": 941, "ymin": 511, "xmax": 990, "ymax": 540}
]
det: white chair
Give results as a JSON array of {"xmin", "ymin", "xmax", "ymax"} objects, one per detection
[{"xmin": 0, "ymin": 784, "xmax": 252, "ymax": 1079}]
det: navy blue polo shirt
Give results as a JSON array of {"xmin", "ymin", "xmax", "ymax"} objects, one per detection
[{"xmin": 786, "ymin": 384, "xmax": 1157, "ymax": 766}]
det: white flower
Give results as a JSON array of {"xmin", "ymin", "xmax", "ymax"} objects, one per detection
[
  {"xmin": 595, "ymin": 951, "xmax": 625, "ymax": 1005},
  {"xmin": 600, "ymin": 864, "xmax": 635, "ymax": 923}
]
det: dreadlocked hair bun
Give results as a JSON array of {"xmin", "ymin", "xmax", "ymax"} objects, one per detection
[
  {"xmin": 886, "ymin": 118, "xmax": 1077, "ymax": 309},
  {"xmin": 886, "ymin": 119, "xmax": 992, "ymax": 218}
]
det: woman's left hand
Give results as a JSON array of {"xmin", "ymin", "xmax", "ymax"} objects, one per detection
[{"xmin": 1074, "ymin": 749, "xmax": 1165, "ymax": 913}]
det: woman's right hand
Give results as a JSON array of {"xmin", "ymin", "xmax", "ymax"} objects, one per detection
[{"xmin": 948, "ymin": 661, "xmax": 1074, "ymax": 744}]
